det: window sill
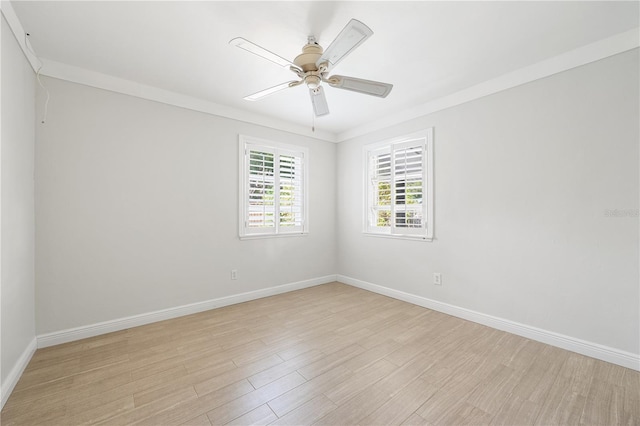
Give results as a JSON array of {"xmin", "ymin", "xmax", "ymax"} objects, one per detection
[
  {"xmin": 239, "ymin": 232, "xmax": 309, "ymax": 240},
  {"xmin": 363, "ymin": 232, "xmax": 433, "ymax": 242}
]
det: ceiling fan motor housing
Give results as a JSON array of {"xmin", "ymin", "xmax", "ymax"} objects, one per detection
[{"xmin": 294, "ymin": 42, "xmax": 323, "ymax": 72}]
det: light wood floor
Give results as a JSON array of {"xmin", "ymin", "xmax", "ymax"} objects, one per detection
[{"xmin": 2, "ymin": 282, "xmax": 638, "ymax": 425}]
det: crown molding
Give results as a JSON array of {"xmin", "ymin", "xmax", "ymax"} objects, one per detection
[
  {"xmin": 3, "ymin": 0, "xmax": 638, "ymax": 144},
  {"xmin": 337, "ymin": 27, "xmax": 640, "ymax": 142},
  {"xmin": 1, "ymin": 0, "xmax": 39, "ymax": 71},
  {"xmin": 39, "ymin": 59, "xmax": 337, "ymax": 143}
]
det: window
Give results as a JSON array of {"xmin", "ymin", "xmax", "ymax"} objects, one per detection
[
  {"xmin": 364, "ymin": 129, "xmax": 434, "ymax": 240},
  {"xmin": 239, "ymin": 135, "xmax": 308, "ymax": 238}
]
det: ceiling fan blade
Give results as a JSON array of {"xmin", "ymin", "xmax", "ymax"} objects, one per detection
[
  {"xmin": 316, "ymin": 19, "xmax": 373, "ymax": 70},
  {"xmin": 230, "ymin": 37, "xmax": 296, "ymax": 68},
  {"xmin": 309, "ymin": 87, "xmax": 330, "ymax": 117},
  {"xmin": 244, "ymin": 81, "xmax": 299, "ymax": 101},
  {"xmin": 327, "ymin": 75, "xmax": 393, "ymax": 98}
]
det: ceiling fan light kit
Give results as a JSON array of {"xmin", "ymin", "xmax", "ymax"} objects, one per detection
[
  {"xmin": 230, "ymin": 19, "xmax": 393, "ymax": 118},
  {"xmin": 310, "ymin": 86, "xmax": 330, "ymax": 117}
]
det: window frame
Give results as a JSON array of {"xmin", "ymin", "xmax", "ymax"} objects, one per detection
[
  {"xmin": 363, "ymin": 129, "xmax": 434, "ymax": 241},
  {"xmin": 239, "ymin": 135, "xmax": 309, "ymax": 239}
]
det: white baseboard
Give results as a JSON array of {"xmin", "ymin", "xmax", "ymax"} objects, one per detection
[
  {"xmin": 1, "ymin": 337, "xmax": 37, "ymax": 409},
  {"xmin": 37, "ymin": 275, "xmax": 336, "ymax": 349},
  {"xmin": 337, "ymin": 275, "xmax": 640, "ymax": 371}
]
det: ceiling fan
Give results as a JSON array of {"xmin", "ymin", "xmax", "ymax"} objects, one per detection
[{"xmin": 229, "ymin": 19, "xmax": 393, "ymax": 117}]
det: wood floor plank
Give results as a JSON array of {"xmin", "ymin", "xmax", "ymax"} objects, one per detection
[
  {"xmin": 417, "ymin": 387, "xmax": 478, "ymax": 424},
  {"xmin": 338, "ymin": 339, "xmax": 401, "ymax": 372},
  {"xmin": 385, "ymin": 318, "xmax": 465, "ymax": 367},
  {"xmin": 579, "ymin": 379, "xmax": 625, "ymax": 425},
  {"xmin": 4, "ymin": 363, "xmax": 135, "ymax": 424},
  {"xmin": 12, "ymin": 353, "xmax": 129, "ymax": 393},
  {"xmin": 194, "ymin": 354, "xmax": 284, "ymax": 397},
  {"xmin": 66, "ymin": 395, "xmax": 136, "ymax": 425},
  {"xmin": 266, "ymin": 365, "xmax": 352, "ymax": 417},
  {"xmin": 206, "ymin": 372, "xmax": 306, "ymax": 424},
  {"xmin": 359, "ymin": 377, "xmax": 438, "ymax": 425},
  {"xmin": 511, "ymin": 345, "xmax": 568, "ymax": 405},
  {"xmin": 1, "ymin": 397, "xmax": 68, "ymax": 426},
  {"xmin": 27, "ymin": 330, "xmax": 128, "ymax": 364},
  {"xmin": 401, "ymin": 412, "xmax": 430, "ymax": 425},
  {"xmin": 559, "ymin": 352, "xmax": 597, "ymax": 397},
  {"xmin": 130, "ymin": 352, "xmax": 186, "ymax": 381},
  {"xmin": 181, "ymin": 347, "xmax": 235, "ymax": 374},
  {"xmin": 622, "ymin": 367, "xmax": 640, "ymax": 425},
  {"xmin": 2, "ymin": 282, "xmax": 637, "ymax": 426},
  {"xmin": 247, "ymin": 349, "xmax": 325, "ymax": 389},
  {"xmin": 438, "ymin": 401, "xmax": 493, "ymax": 426},
  {"xmin": 592, "ymin": 358, "xmax": 628, "ymax": 385},
  {"xmin": 225, "ymin": 404, "xmax": 277, "ymax": 426},
  {"xmin": 296, "ymin": 343, "xmax": 365, "ymax": 380},
  {"xmin": 315, "ymin": 349, "xmax": 439, "ymax": 425},
  {"xmin": 312, "ymin": 379, "xmax": 395, "ymax": 425},
  {"xmin": 268, "ymin": 395, "xmax": 336, "ymax": 426},
  {"xmin": 180, "ymin": 414, "xmax": 212, "ymax": 426},
  {"xmin": 94, "ymin": 385, "xmax": 198, "ymax": 425},
  {"xmin": 323, "ymin": 358, "xmax": 397, "ymax": 405},
  {"xmin": 489, "ymin": 394, "xmax": 539, "ymax": 425},
  {"xmin": 465, "ymin": 363, "xmax": 522, "ymax": 414},
  {"xmin": 136, "ymin": 380, "xmax": 255, "ymax": 426}
]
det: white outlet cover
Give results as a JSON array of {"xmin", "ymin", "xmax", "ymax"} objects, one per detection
[{"xmin": 434, "ymin": 273, "xmax": 442, "ymax": 285}]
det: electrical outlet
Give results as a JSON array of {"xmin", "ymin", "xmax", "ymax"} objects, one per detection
[
  {"xmin": 231, "ymin": 269, "xmax": 238, "ymax": 280},
  {"xmin": 433, "ymin": 272, "xmax": 442, "ymax": 286}
]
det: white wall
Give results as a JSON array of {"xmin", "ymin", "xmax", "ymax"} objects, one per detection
[
  {"xmin": 35, "ymin": 76, "xmax": 336, "ymax": 334},
  {"xmin": 337, "ymin": 49, "xmax": 639, "ymax": 356},
  {"xmin": 1, "ymin": 14, "xmax": 36, "ymax": 396}
]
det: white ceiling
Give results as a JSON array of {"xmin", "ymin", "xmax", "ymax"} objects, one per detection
[{"xmin": 9, "ymin": 1, "xmax": 640, "ymax": 139}]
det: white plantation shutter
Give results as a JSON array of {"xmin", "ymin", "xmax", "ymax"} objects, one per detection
[
  {"xmin": 278, "ymin": 154, "xmax": 304, "ymax": 230},
  {"xmin": 369, "ymin": 148, "xmax": 392, "ymax": 228},
  {"xmin": 365, "ymin": 129, "xmax": 433, "ymax": 240},
  {"xmin": 391, "ymin": 140, "xmax": 425, "ymax": 235},
  {"xmin": 247, "ymin": 148, "xmax": 276, "ymax": 230},
  {"xmin": 240, "ymin": 136, "xmax": 308, "ymax": 238}
]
